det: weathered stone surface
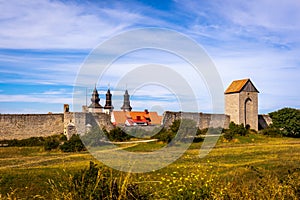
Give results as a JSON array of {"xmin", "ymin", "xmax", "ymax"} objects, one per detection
[
  {"xmin": 162, "ymin": 111, "xmax": 230, "ymax": 130},
  {"xmin": 258, "ymin": 114, "xmax": 272, "ymax": 130},
  {"xmin": 0, "ymin": 114, "xmax": 64, "ymax": 140},
  {"xmin": 225, "ymin": 91, "xmax": 259, "ymax": 131},
  {"xmin": 64, "ymin": 112, "xmax": 114, "ymax": 139}
]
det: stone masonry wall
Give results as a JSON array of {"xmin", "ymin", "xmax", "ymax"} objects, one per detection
[
  {"xmin": 0, "ymin": 114, "xmax": 64, "ymax": 140},
  {"xmin": 225, "ymin": 93, "xmax": 239, "ymax": 125},
  {"xmin": 64, "ymin": 112, "xmax": 114, "ymax": 138},
  {"xmin": 162, "ymin": 111, "xmax": 230, "ymax": 130},
  {"xmin": 225, "ymin": 91, "xmax": 259, "ymax": 131},
  {"xmin": 239, "ymin": 91, "xmax": 258, "ymax": 131},
  {"xmin": 0, "ymin": 111, "xmax": 231, "ymax": 140}
]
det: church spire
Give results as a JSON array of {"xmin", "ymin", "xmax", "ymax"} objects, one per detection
[
  {"xmin": 104, "ymin": 88, "xmax": 114, "ymax": 112},
  {"xmin": 121, "ymin": 89, "xmax": 132, "ymax": 111},
  {"xmin": 88, "ymin": 85, "xmax": 103, "ymax": 110}
]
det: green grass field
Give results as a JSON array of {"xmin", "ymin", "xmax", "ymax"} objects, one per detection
[{"xmin": 1, "ymin": 134, "xmax": 300, "ymax": 199}]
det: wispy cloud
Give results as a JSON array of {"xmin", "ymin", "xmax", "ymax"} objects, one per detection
[
  {"xmin": 0, "ymin": 94, "xmax": 71, "ymax": 104},
  {"xmin": 0, "ymin": 0, "xmax": 167, "ymax": 49},
  {"xmin": 0, "ymin": 0, "xmax": 299, "ymax": 114}
]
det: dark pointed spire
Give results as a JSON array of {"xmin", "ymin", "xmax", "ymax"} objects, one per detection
[
  {"xmin": 104, "ymin": 88, "xmax": 114, "ymax": 110},
  {"xmin": 88, "ymin": 86, "xmax": 103, "ymax": 108},
  {"xmin": 121, "ymin": 89, "xmax": 132, "ymax": 111}
]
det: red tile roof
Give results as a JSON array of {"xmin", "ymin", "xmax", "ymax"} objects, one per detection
[{"xmin": 112, "ymin": 111, "xmax": 162, "ymax": 125}]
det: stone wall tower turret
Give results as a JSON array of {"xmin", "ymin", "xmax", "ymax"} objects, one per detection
[{"xmin": 225, "ymin": 78, "xmax": 259, "ymax": 131}]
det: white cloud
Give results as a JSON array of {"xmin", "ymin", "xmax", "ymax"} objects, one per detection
[
  {"xmin": 1, "ymin": 0, "xmax": 299, "ymax": 114},
  {"xmin": 0, "ymin": 94, "xmax": 71, "ymax": 104},
  {"xmin": 0, "ymin": 0, "xmax": 139, "ymax": 49}
]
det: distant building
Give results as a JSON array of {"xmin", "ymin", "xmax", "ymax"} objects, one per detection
[
  {"xmin": 85, "ymin": 86, "xmax": 161, "ymax": 126},
  {"xmin": 225, "ymin": 78, "xmax": 259, "ymax": 130},
  {"xmin": 111, "ymin": 110, "xmax": 162, "ymax": 126}
]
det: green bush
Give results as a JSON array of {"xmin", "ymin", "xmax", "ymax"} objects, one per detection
[
  {"xmin": 260, "ymin": 127, "xmax": 282, "ymax": 137},
  {"xmin": 151, "ymin": 119, "xmax": 198, "ymax": 143},
  {"xmin": 197, "ymin": 128, "xmax": 208, "ymax": 135},
  {"xmin": 107, "ymin": 127, "xmax": 132, "ymax": 142},
  {"xmin": 223, "ymin": 129, "xmax": 235, "ymax": 141},
  {"xmin": 0, "ymin": 134, "xmax": 66, "ymax": 149},
  {"xmin": 44, "ymin": 139, "xmax": 60, "ymax": 151},
  {"xmin": 222, "ymin": 122, "xmax": 249, "ymax": 141},
  {"xmin": 151, "ymin": 128, "xmax": 175, "ymax": 143},
  {"xmin": 229, "ymin": 122, "xmax": 248, "ymax": 136},
  {"xmin": 60, "ymin": 134, "xmax": 86, "ymax": 152},
  {"xmin": 81, "ymin": 127, "xmax": 108, "ymax": 147}
]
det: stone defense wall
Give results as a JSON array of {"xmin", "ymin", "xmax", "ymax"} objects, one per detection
[
  {"xmin": 0, "ymin": 114, "xmax": 64, "ymax": 140},
  {"xmin": 162, "ymin": 111, "xmax": 230, "ymax": 130},
  {"xmin": 0, "ymin": 111, "xmax": 231, "ymax": 140},
  {"xmin": 258, "ymin": 114, "xmax": 272, "ymax": 130},
  {"xmin": 64, "ymin": 112, "xmax": 114, "ymax": 139}
]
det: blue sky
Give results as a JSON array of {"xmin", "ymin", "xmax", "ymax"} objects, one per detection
[{"xmin": 0, "ymin": 0, "xmax": 299, "ymax": 114}]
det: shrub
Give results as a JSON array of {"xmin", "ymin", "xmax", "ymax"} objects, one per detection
[
  {"xmin": 151, "ymin": 128, "xmax": 175, "ymax": 143},
  {"xmin": 196, "ymin": 128, "xmax": 208, "ymax": 136},
  {"xmin": 0, "ymin": 134, "xmax": 66, "ymax": 148},
  {"xmin": 60, "ymin": 134, "xmax": 86, "ymax": 152},
  {"xmin": 222, "ymin": 122, "xmax": 249, "ymax": 141},
  {"xmin": 152, "ymin": 119, "xmax": 198, "ymax": 143},
  {"xmin": 223, "ymin": 129, "xmax": 235, "ymax": 141},
  {"xmin": 107, "ymin": 127, "xmax": 132, "ymax": 142},
  {"xmin": 260, "ymin": 127, "xmax": 282, "ymax": 137},
  {"xmin": 229, "ymin": 122, "xmax": 248, "ymax": 136},
  {"xmin": 81, "ymin": 127, "xmax": 108, "ymax": 147},
  {"xmin": 44, "ymin": 139, "xmax": 60, "ymax": 151}
]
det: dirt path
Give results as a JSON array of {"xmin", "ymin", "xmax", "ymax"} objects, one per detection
[{"xmin": 0, "ymin": 144, "xmax": 139, "ymax": 169}]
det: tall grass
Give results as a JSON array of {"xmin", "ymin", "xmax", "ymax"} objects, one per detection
[
  {"xmin": 1, "ymin": 135, "xmax": 300, "ymax": 199},
  {"xmin": 48, "ymin": 161, "xmax": 148, "ymax": 200}
]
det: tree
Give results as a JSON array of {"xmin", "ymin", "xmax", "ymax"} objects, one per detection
[{"xmin": 269, "ymin": 107, "xmax": 300, "ymax": 137}]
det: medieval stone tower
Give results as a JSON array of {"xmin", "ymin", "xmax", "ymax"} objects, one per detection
[{"xmin": 225, "ymin": 79, "xmax": 259, "ymax": 131}]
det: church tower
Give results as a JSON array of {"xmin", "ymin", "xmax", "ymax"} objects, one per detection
[
  {"xmin": 104, "ymin": 88, "xmax": 114, "ymax": 114},
  {"xmin": 88, "ymin": 86, "xmax": 103, "ymax": 113},
  {"xmin": 121, "ymin": 90, "xmax": 132, "ymax": 111},
  {"xmin": 225, "ymin": 79, "xmax": 259, "ymax": 130}
]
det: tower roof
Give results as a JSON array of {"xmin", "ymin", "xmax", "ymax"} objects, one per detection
[
  {"xmin": 225, "ymin": 78, "xmax": 259, "ymax": 94},
  {"xmin": 88, "ymin": 86, "xmax": 103, "ymax": 108},
  {"xmin": 104, "ymin": 88, "xmax": 114, "ymax": 110},
  {"xmin": 121, "ymin": 89, "xmax": 132, "ymax": 111}
]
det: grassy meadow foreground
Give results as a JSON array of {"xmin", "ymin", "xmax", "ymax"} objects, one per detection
[{"xmin": 1, "ymin": 134, "xmax": 300, "ymax": 199}]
